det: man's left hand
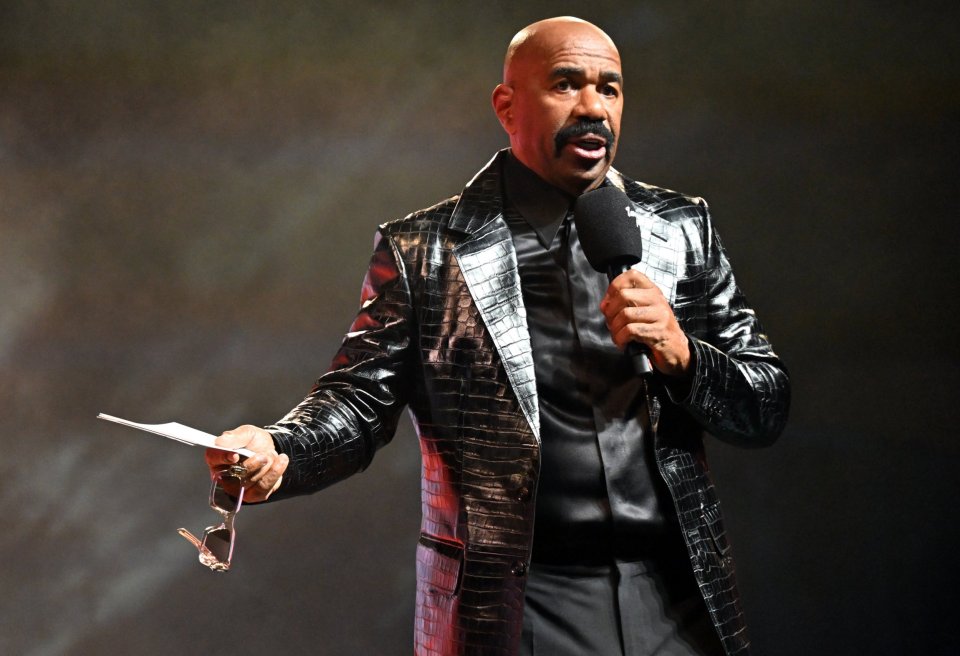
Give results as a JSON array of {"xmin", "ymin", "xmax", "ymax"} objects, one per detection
[{"xmin": 600, "ymin": 269, "xmax": 691, "ymax": 378}]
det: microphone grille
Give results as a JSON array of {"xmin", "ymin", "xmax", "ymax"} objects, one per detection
[{"xmin": 573, "ymin": 186, "xmax": 644, "ymax": 273}]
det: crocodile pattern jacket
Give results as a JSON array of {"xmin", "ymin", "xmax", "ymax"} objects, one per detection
[{"xmin": 266, "ymin": 149, "xmax": 790, "ymax": 655}]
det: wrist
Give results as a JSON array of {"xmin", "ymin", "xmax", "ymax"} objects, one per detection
[{"xmin": 661, "ymin": 335, "xmax": 696, "ymax": 402}]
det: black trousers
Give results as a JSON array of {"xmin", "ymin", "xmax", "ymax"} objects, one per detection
[{"xmin": 519, "ymin": 556, "xmax": 726, "ymax": 656}]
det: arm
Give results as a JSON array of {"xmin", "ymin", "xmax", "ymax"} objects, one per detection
[
  {"xmin": 601, "ymin": 201, "xmax": 789, "ymax": 447},
  {"xmin": 208, "ymin": 229, "xmax": 416, "ymax": 500},
  {"xmin": 676, "ymin": 208, "xmax": 790, "ymax": 447}
]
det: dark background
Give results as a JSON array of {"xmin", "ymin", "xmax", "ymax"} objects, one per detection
[{"xmin": 2, "ymin": 2, "xmax": 958, "ymax": 654}]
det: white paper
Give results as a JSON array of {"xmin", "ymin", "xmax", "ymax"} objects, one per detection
[{"xmin": 97, "ymin": 413, "xmax": 256, "ymax": 457}]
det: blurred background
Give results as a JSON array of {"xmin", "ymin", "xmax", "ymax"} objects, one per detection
[{"xmin": 2, "ymin": 1, "xmax": 958, "ymax": 654}]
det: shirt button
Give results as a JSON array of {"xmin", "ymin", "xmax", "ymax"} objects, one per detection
[{"xmin": 511, "ymin": 561, "xmax": 527, "ymax": 577}]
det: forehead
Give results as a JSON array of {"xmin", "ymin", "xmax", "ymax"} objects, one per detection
[
  {"xmin": 513, "ymin": 27, "xmax": 622, "ymax": 80},
  {"xmin": 545, "ymin": 37, "xmax": 620, "ymax": 67}
]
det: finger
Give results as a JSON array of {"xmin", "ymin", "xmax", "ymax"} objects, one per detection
[
  {"xmin": 258, "ymin": 452, "xmax": 288, "ymax": 486},
  {"xmin": 263, "ymin": 454, "xmax": 289, "ymax": 500},
  {"xmin": 247, "ymin": 453, "xmax": 288, "ymax": 501},
  {"xmin": 246, "ymin": 452, "xmax": 278, "ymax": 485},
  {"xmin": 602, "ymin": 289, "xmax": 662, "ymax": 326},
  {"xmin": 603, "ymin": 283, "xmax": 661, "ymax": 314},
  {"xmin": 609, "ymin": 269, "xmax": 656, "ymax": 292},
  {"xmin": 610, "ymin": 320, "xmax": 659, "ymax": 350},
  {"xmin": 205, "ymin": 447, "xmax": 240, "ymax": 468},
  {"xmin": 610, "ymin": 318, "xmax": 641, "ymax": 349},
  {"xmin": 609, "ymin": 298, "xmax": 679, "ymax": 345},
  {"xmin": 606, "ymin": 305, "xmax": 660, "ymax": 337},
  {"xmin": 215, "ymin": 428, "xmax": 256, "ymax": 448},
  {"xmin": 265, "ymin": 477, "xmax": 283, "ymax": 500}
]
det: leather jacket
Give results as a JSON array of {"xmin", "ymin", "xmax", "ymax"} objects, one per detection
[{"xmin": 267, "ymin": 150, "xmax": 790, "ymax": 655}]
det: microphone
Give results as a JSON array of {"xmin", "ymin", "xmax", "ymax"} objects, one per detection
[{"xmin": 574, "ymin": 186, "xmax": 654, "ymax": 377}]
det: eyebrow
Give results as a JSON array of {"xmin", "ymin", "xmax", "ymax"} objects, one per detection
[{"xmin": 550, "ymin": 66, "xmax": 623, "ymax": 85}]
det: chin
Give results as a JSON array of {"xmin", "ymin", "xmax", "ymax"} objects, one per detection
[{"xmin": 568, "ymin": 162, "xmax": 611, "ymax": 191}]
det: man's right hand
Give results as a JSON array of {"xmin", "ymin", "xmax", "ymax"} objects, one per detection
[{"xmin": 205, "ymin": 425, "xmax": 289, "ymax": 503}]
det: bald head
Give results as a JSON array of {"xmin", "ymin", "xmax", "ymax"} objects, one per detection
[
  {"xmin": 492, "ymin": 17, "xmax": 624, "ymax": 196},
  {"xmin": 503, "ymin": 17, "xmax": 620, "ymax": 85}
]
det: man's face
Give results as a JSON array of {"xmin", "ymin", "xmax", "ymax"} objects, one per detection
[{"xmin": 494, "ymin": 23, "xmax": 623, "ymax": 196}]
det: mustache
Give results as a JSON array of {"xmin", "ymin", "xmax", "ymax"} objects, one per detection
[{"xmin": 554, "ymin": 120, "xmax": 617, "ymax": 157}]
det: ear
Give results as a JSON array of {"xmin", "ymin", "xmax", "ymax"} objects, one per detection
[{"xmin": 491, "ymin": 83, "xmax": 516, "ymax": 134}]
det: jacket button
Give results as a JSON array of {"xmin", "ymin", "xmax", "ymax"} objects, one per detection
[
  {"xmin": 511, "ymin": 561, "xmax": 527, "ymax": 577},
  {"xmin": 516, "ymin": 485, "xmax": 531, "ymax": 502}
]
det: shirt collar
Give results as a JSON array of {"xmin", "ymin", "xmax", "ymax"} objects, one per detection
[{"xmin": 502, "ymin": 151, "xmax": 575, "ymax": 249}]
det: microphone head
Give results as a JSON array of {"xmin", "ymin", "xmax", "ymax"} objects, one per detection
[{"xmin": 573, "ymin": 186, "xmax": 644, "ymax": 273}]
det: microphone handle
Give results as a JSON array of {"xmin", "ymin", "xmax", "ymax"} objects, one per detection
[{"xmin": 607, "ymin": 264, "xmax": 654, "ymax": 377}]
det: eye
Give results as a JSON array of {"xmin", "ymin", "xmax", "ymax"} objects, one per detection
[
  {"xmin": 601, "ymin": 84, "xmax": 620, "ymax": 98},
  {"xmin": 554, "ymin": 79, "xmax": 573, "ymax": 92}
]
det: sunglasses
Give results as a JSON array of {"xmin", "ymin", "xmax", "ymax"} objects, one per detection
[{"xmin": 177, "ymin": 464, "xmax": 246, "ymax": 572}]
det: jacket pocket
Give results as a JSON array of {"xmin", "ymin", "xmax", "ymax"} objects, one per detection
[{"xmin": 416, "ymin": 533, "xmax": 464, "ymax": 598}]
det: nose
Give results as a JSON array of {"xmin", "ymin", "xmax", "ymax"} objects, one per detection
[{"xmin": 573, "ymin": 85, "xmax": 606, "ymax": 121}]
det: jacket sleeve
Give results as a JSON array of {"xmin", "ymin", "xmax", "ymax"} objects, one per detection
[
  {"xmin": 265, "ymin": 229, "xmax": 415, "ymax": 497},
  {"xmin": 670, "ymin": 200, "xmax": 791, "ymax": 447}
]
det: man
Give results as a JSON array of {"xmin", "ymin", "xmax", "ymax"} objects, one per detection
[{"xmin": 207, "ymin": 16, "xmax": 789, "ymax": 656}]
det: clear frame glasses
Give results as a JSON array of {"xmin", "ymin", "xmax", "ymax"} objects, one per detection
[{"xmin": 177, "ymin": 464, "xmax": 247, "ymax": 572}]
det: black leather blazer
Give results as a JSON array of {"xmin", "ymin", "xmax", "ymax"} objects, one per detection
[{"xmin": 267, "ymin": 150, "xmax": 790, "ymax": 655}]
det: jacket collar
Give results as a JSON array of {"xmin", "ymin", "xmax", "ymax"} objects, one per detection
[
  {"xmin": 448, "ymin": 150, "xmax": 509, "ymax": 237},
  {"xmin": 448, "ymin": 149, "xmax": 659, "ymax": 238}
]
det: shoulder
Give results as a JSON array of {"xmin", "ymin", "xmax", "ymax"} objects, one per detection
[
  {"xmin": 612, "ymin": 171, "xmax": 723, "ymax": 274},
  {"xmin": 371, "ymin": 195, "xmax": 465, "ymax": 270},
  {"xmin": 614, "ymin": 170, "xmax": 710, "ymax": 224},
  {"xmin": 378, "ymin": 194, "xmax": 459, "ymax": 235},
  {"xmin": 378, "ymin": 150, "xmax": 508, "ymax": 243}
]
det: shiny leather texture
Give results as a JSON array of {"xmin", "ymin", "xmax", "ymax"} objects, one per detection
[{"xmin": 267, "ymin": 150, "xmax": 790, "ymax": 655}]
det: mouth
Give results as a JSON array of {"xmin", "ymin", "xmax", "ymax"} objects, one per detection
[
  {"xmin": 554, "ymin": 121, "xmax": 617, "ymax": 163},
  {"xmin": 567, "ymin": 134, "xmax": 608, "ymax": 161}
]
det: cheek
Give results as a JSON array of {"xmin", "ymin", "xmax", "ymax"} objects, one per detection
[
  {"xmin": 609, "ymin": 109, "xmax": 623, "ymax": 136},
  {"xmin": 541, "ymin": 116, "xmax": 568, "ymax": 147}
]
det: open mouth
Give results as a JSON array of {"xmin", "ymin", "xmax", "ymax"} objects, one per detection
[
  {"xmin": 568, "ymin": 135, "xmax": 607, "ymax": 160},
  {"xmin": 554, "ymin": 121, "xmax": 616, "ymax": 161}
]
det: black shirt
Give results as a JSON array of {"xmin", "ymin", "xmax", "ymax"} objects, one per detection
[{"xmin": 501, "ymin": 152, "xmax": 675, "ymax": 565}]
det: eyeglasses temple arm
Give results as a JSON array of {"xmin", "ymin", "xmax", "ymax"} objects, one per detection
[{"xmin": 177, "ymin": 527, "xmax": 204, "ymax": 550}]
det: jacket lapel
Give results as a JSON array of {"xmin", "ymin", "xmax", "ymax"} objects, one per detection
[
  {"xmin": 446, "ymin": 156, "xmax": 688, "ymax": 441},
  {"xmin": 450, "ymin": 151, "xmax": 540, "ymax": 441},
  {"xmin": 608, "ymin": 169, "xmax": 682, "ymax": 304}
]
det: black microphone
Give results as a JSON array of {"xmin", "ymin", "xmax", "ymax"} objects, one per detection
[{"xmin": 574, "ymin": 186, "xmax": 654, "ymax": 377}]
